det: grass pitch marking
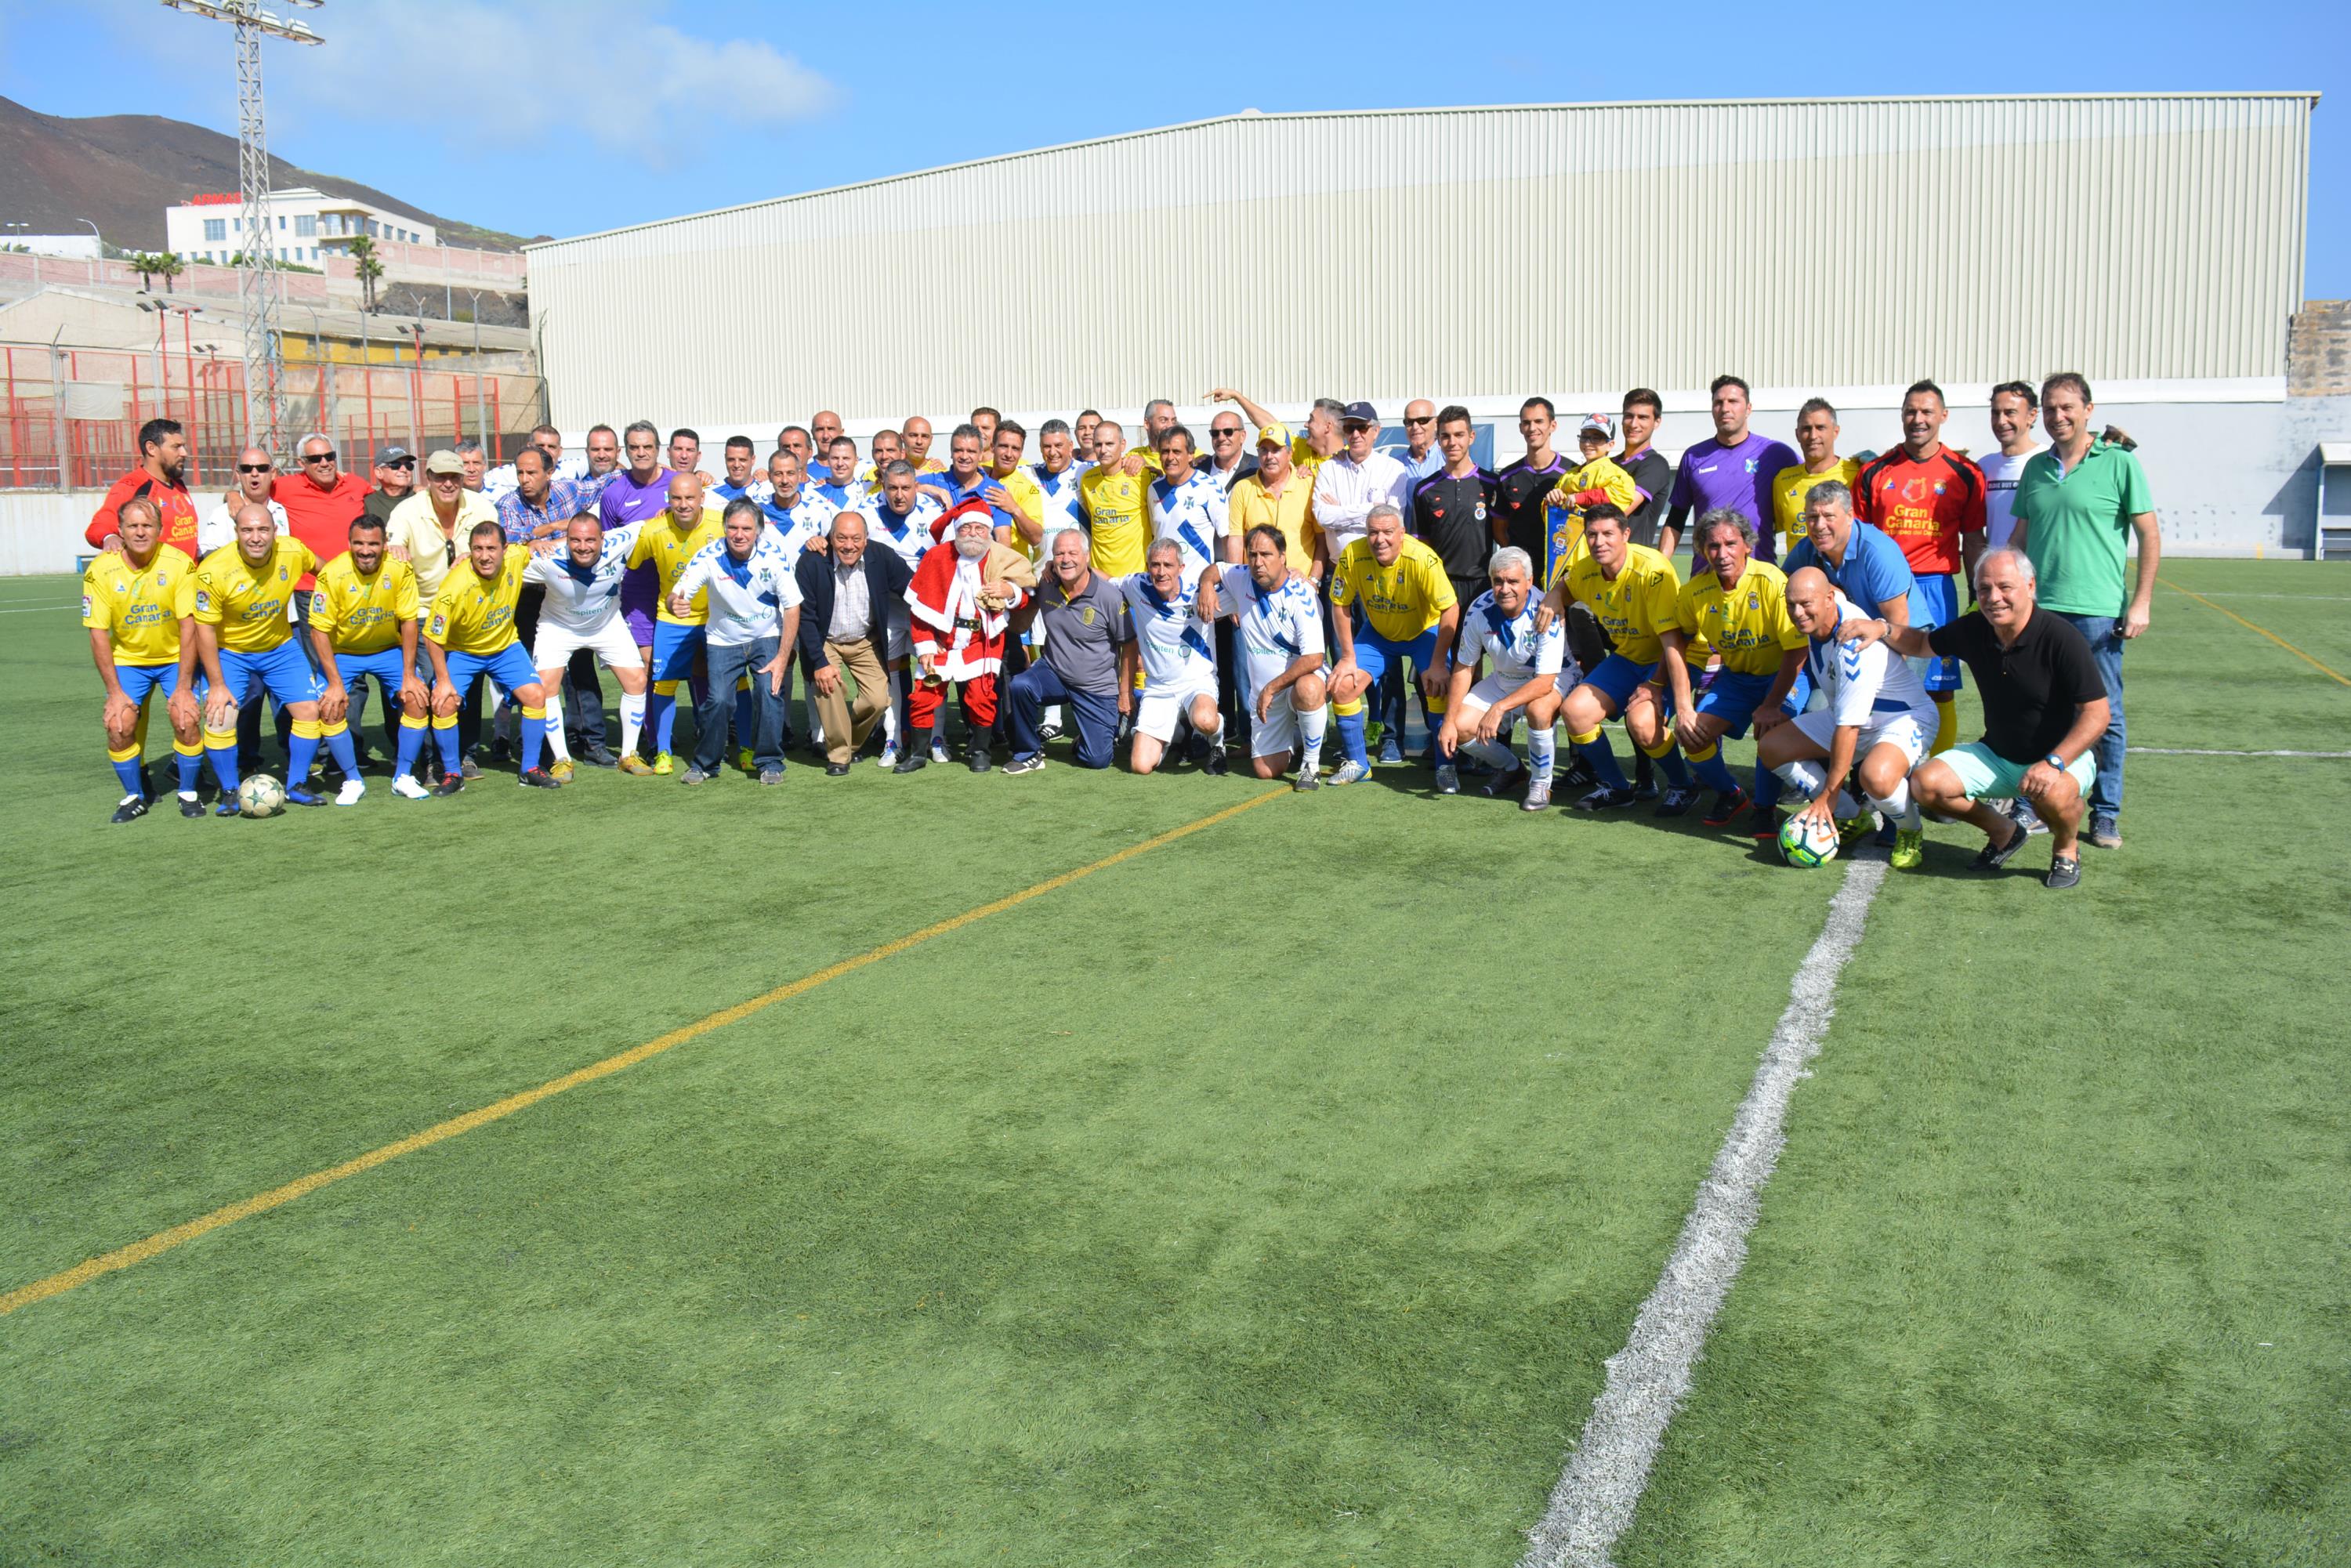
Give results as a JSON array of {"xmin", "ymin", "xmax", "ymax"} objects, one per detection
[
  {"xmin": 2159, "ymin": 578, "xmax": 2351, "ymax": 688},
  {"xmin": 0, "ymin": 788, "xmax": 1289, "ymax": 1320},
  {"xmin": 2128, "ymin": 747, "xmax": 2351, "ymax": 758},
  {"xmin": 1520, "ymin": 856, "xmax": 1889, "ymax": 1568}
]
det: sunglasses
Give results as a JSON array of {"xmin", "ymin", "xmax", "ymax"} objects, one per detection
[
  {"xmin": 384, "ymin": 458, "xmax": 416, "ymax": 469},
  {"xmin": 302, "ymin": 451, "xmax": 336, "ymax": 462},
  {"xmin": 1403, "ymin": 416, "xmax": 1435, "ymax": 425},
  {"xmin": 236, "ymin": 462, "xmax": 273, "ymax": 473}
]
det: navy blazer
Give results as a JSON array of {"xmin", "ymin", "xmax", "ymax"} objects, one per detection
[{"xmin": 795, "ymin": 543, "xmax": 913, "ymax": 668}]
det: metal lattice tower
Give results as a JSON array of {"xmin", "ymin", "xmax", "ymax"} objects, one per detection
[{"xmin": 160, "ymin": 0, "xmax": 324, "ymax": 454}]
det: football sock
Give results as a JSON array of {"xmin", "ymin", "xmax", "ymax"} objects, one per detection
[
  {"xmin": 288, "ymin": 719, "xmax": 323, "ymax": 788},
  {"xmin": 1527, "ymin": 726, "xmax": 1556, "ymax": 782},
  {"xmin": 174, "ymin": 738, "xmax": 203, "ymax": 796},
  {"xmin": 1869, "ymin": 776, "xmax": 1913, "ymax": 821},
  {"xmin": 107, "ymin": 743, "xmax": 143, "ymax": 799},
  {"xmin": 520, "ymin": 704, "xmax": 546, "ymax": 773},
  {"xmin": 1654, "ymin": 744, "xmax": 1690, "ymax": 788},
  {"xmin": 432, "ymin": 716, "xmax": 461, "ymax": 774},
  {"xmin": 1777, "ymin": 757, "xmax": 1827, "ymax": 798},
  {"xmin": 1298, "ymin": 702, "xmax": 1328, "ymax": 762},
  {"xmin": 396, "ymin": 715, "xmax": 428, "ymax": 778},
  {"xmin": 204, "ymin": 724, "xmax": 240, "ymax": 793},
  {"xmin": 1333, "ymin": 699, "xmax": 1368, "ymax": 766},
  {"xmin": 1570, "ymin": 726, "xmax": 1629, "ymax": 790},
  {"xmin": 542, "ymin": 694, "xmax": 571, "ymax": 763},
  {"xmin": 1754, "ymin": 759, "xmax": 1783, "ymax": 811},
  {"xmin": 619, "ymin": 692, "xmax": 646, "ymax": 759},
  {"xmin": 321, "ymin": 719, "xmax": 360, "ymax": 781},
  {"xmin": 650, "ymin": 679, "xmax": 680, "ymax": 754},
  {"xmin": 1933, "ymin": 697, "xmax": 1959, "ymax": 755},
  {"xmin": 1687, "ymin": 741, "xmax": 1740, "ymax": 795}
]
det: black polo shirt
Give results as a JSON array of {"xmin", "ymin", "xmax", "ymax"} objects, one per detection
[
  {"xmin": 1493, "ymin": 453, "xmax": 1567, "ymax": 560},
  {"xmin": 1617, "ymin": 448, "xmax": 1673, "ymax": 548},
  {"xmin": 1927, "ymin": 609, "xmax": 2104, "ymax": 764},
  {"xmin": 1411, "ymin": 466, "xmax": 1499, "ymax": 580}
]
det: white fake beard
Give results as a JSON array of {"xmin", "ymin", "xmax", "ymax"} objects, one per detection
[{"xmin": 955, "ymin": 534, "xmax": 989, "ymax": 559}]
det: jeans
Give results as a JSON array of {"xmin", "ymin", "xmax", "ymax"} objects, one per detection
[
  {"xmin": 2052, "ymin": 611, "xmax": 2125, "ymax": 821},
  {"xmin": 1007, "ymin": 660, "xmax": 1119, "ymax": 768},
  {"xmin": 696, "ymin": 635, "xmax": 784, "ymax": 773}
]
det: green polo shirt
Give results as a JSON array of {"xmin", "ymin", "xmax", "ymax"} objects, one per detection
[{"xmin": 2013, "ymin": 439, "xmax": 2152, "ymax": 617}]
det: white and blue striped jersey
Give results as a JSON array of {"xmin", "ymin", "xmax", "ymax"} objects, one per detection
[
  {"xmin": 521, "ymin": 520, "xmax": 642, "ymax": 635},
  {"xmin": 1218, "ymin": 564, "xmax": 1324, "ymax": 697},
  {"xmin": 1807, "ymin": 592, "xmax": 1936, "ymax": 730},
  {"xmin": 1120, "ymin": 573, "xmax": 1217, "ymax": 690},
  {"xmin": 1031, "ymin": 462, "xmax": 1087, "ymax": 552},
  {"xmin": 674, "ymin": 534, "xmax": 806, "ymax": 647},
  {"xmin": 761, "ymin": 488, "xmax": 839, "ymax": 556},
  {"xmin": 1455, "ymin": 589, "xmax": 1566, "ymax": 686},
  {"xmin": 1148, "ymin": 471, "xmax": 1230, "ymax": 576},
  {"xmin": 855, "ymin": 492, "xmax": 945, "ymax": 571}
]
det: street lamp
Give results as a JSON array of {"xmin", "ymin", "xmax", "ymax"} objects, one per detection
[{"xmin": 156, "ymin": 0, "xmax": 325, "ymax": 456}]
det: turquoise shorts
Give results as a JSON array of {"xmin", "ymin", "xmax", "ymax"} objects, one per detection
[{"xmin": 1938, "ymin": 741, "xmax": 2096, "ymax": 802}]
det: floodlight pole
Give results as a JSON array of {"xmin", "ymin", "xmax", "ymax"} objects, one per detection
[{"xmin": 158, "ymin": 0, "xmax": 324, "ymax": 457}]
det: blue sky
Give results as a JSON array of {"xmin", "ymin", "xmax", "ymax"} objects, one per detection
[{"xmin": 3, "ymin": 0, "xmax": 2345, "ymax": 295}]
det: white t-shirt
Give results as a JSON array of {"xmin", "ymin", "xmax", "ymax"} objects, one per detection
[
  {"xmin": 1031, "ymin": 462, "xmax": 1087, "ymax": 551},
  {"xmin": 197, "ymin": 496, "xmax": 289, "ymax": 558},
  {"xmin": 1120, "ymin": 573, "xmax": 1216, "ymax": 689},
  {"xmin": 1978, "ymin": 447, "xmax": 2038, "ymax": 552},
  {"xmin": 1455, "ymin": 589, "xmax": 1566, "ymax": 686},
  {"xmin": 1217, "ymin": 565, "xmax": 1324, "ymax": 698},
  {"xmin": 1310, "ymin": 450, "xmax": 1411, "ymax": 559},
  {"xmin": 523, "ymin": 521, "xmax": 641, "ymax": 635},
  {"xmin": 674, "ymin": 535, "xmax": 806, "ymax": 646},
  {"xmin": 1806, "ymin": 592, "xmax": 1936, "ymax": 730}
]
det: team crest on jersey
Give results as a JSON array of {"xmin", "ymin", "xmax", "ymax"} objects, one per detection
[
  {"xmin": 1474, "ymin": 503, "xmax": 1487, "ymax": 520},
  {"xmin": 194, "ymin": 590, "xmax": 211, "ymax": 611},
  {"xmin": 1078, "ymin": 606, "xmax": 1096, "ymax": 625},
  {"xmin": 81, "ymin": 593, "xmax": 92, "ymax": 616},
  {"xmin": 1744, "ymin": 458, "xmax": 1759, "ymax": 475},
  {"xmin": 278, "ymin": 567, "xmax": 288, "ymax": 581}
]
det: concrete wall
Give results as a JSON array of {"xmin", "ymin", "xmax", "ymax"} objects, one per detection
[{"xmin": 0, "ymin": 491, "xmax": 100, "ymax": 576}]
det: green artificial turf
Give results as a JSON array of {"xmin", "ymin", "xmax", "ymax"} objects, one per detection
[{"xmin": 2, "ymin": 559, "xmax": 2345, "ymax": 1565}]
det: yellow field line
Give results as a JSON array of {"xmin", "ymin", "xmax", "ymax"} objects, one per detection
[
  {"xmin": 2, "ymin": 788, "xmax": 1289, "ymax": 1319},
  {"xmin": 2159, "ymin": 577, "xmax": 2351, "ymax": 687}
]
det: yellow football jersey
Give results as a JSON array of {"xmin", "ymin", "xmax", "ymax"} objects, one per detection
[
  {"xmin": 1081, "ymin": 462, "xmax": 1150, "ymax": 578},
  {"xmin": 1545, "ymin": 455, "xmax": 1642, "ymax": 570},
  {"xmin": 193, "ymin": 538, "xmax": 320, "ymax": 654},
  {"xmin": 426, "ymin": 549, "xmax": 529, "ymax": 655},
  {"xmin": 1770, "ymin": 458, "xmax": 1861, "ymax": 551},
  {"xmin": 1330, "ymin": 535, "xmax": 1457, "ymax": 642},
  {"xmin": 991, "ymin": 465, "xmax": 1048, "ymax": 559},
  {"xmin": 629, "ymin": 509, "xmax": 723, "ymax": 625},
  {"xmin": 309, "ymin": 554, "xmax": 421, "ymax": 655},
  {"xmin": 83, "ymin": 544, "xmax": 196, "ymax": 666},
  {"xmin": 1676, "ymin": 559, "xmax": 1804, "ymax": 677},
  {"xmin": 1559, "ymin": 542, "xmax": 1682, "ymax": 664}
]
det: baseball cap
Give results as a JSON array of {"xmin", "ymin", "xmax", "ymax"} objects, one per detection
[
  {"xmin": 1578, "ymin": 413, "xmax": 1616, "ymax": 440},
  {"xmin": 378, "ymin": 444, "xmax": 415, "ymax": 467},
  {"xmin": 424, "ymin": 450, "xmax": 465, "ymax": 476},
  {"xmin": 1340, "ymin": 400, "xmax": 1379, "ymax": 427},
  {"xmin": 1255, "ymin": 421, "xmax": 1292, "ymax": 451}
]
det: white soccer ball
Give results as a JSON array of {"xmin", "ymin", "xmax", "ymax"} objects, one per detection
[
  {"xmin": 1777, "ymin": 810, "xmax": 1840, "ymax": 867},
  {"xmin": 237, "ymin": 774, "xmax": 287, "ymax": 818}
]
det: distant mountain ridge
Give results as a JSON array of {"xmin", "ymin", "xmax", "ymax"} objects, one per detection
[{"xmin": 0, "ymin": 94, "xmax": 541, "ymax": 254}]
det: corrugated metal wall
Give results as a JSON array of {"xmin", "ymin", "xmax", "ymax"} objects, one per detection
[{"xmin": 529, "ymin": 94, "xmax": 2313, "ymax": 429}]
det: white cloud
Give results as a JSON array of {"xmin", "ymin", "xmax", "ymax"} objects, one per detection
[{"xmin": 285, "ymin": 0, "xmax": 839, "ymax": 168}]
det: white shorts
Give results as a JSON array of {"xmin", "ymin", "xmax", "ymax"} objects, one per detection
[
  {"xmin": 886, "ymin": 602, "xmax": 911, "ymax": 664},
  {"xmin": 1455, "ymin": 671, "xmax": 1558, "ymax": 726},
  {"xmin": 534, "ymin": 618, "xmax": 643, "ymax": 672},
  {"xmin": 1790, "ymin": 708, "xmax": 1933, "ymax": 770},
  {"xmin": 1136, "ymin": 672, "xmax": 1219, "ymax": 743},
  {"xmin": 1248, "ymin": 692, "xmax": 1306, "ymax": 758}
]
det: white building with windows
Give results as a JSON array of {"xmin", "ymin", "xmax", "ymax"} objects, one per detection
[{"xmin": 163, "ymin": 186, "xmax": 438, "ymax": 266}]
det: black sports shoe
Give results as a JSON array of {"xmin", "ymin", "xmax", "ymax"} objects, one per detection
[
  {"xmin": 1573, "ymin": 786, "xmax": 1639, "ymax": 811},
  {"xmin": 459, "ymin": 758, "xmax": 484, "ymax": 781},
  {"xmin": 1972, "ymin": 819, "xmax": 2027, "ymax": 871},
  {"xmin": 1751, "ymin": 808, "xmax": 1786, "ymax": 843},
  {"xmin": 284, "ymin": 788, "xmax": 327, "ymax": 807},
  {"xmin": 432, "ymin": 771, "xmax": 465, "ymax": 798},
  {"xmin": 1701, "ymin": 786, "xmax": 1751, "ymax": 827},
  {"xmin": 1202, "ymin": 745, "xmax": 1228, "ymax": 777},
  {"xmin": 519, "ymin": 766, "xmax": 563, "ymax": 789},
  {"xmin": 1481, "ymin": 764, "xmax": 1531, "ymax": 799},
  {"xmin": 179, "ymin": 795, "xmax": 205, "ymax": 819},
  {"xmin": 2045, "ymin": 854, "xmax": 2081, "ymax": 890},
  {"xmin": 1652, "ymin": 785, "xmax": 1700, "ymax": 818},
  {"xmin": 110, "ymin": 798, "xmax": 148, "ymax": 824},
  {"xmin": 581, "ymin": 744, "xmax": 620, "ymax": 768},
  {"xmin": 1556, "ymin": 757, "xmax": 1598, "ymax": 792}
]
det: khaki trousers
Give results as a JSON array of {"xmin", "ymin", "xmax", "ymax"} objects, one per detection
[{"xmin": 815, "ymin": 636, "xmax": 889, "ymax": 766}]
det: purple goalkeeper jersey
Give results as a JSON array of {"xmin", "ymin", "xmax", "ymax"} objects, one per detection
[
  {"xmin": 600, "ymin": 468, "xmax": 675, "ymax": 622},
  {"xmin": 1668, "ymin": 433, "xmax": 1799, "ymax": 563}
]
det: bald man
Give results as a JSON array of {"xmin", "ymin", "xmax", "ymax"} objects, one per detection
[{"xmin": 902, "ymin": 416, "xmax": 944, "ymax": 475}]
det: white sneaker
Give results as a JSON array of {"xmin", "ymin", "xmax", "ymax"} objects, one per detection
[
  {"xmin": 335, "ymin": 779, "xmax": 367, "ymax": 806},
  {"xmin": 875, "ymin": 744, "xmax": 899, "ymax": 770},
  {"xmin": 391, "ymin": 774, "xmax": 430, "ymax": 800},
  {"xmin": 930, "ymin": 737, "xmax": 951, "ymax": 763}
]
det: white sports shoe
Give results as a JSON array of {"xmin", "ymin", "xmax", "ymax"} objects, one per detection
[
  {"xmin": 1328, "ymin": 759, "xmax": 1371, "ymax": 786},
  {"xmin": 929, "ymin": 736, "xmax": 951, "ymax": 762},
  {"xmin": 335, "ymin": 779, "xmax": 367, "ymax": 806},
  {"xmin": 875, "ymin": 744, "xmax": 899, "ymax": 770},
  {"xmin": 390, "ymin": 774, "xmax": 430, "ymax": 800}
]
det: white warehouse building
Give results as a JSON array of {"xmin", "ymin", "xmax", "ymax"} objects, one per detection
[{"xmin": 528, "ymin": 92, "xmax": 2343, "ymax": 554}]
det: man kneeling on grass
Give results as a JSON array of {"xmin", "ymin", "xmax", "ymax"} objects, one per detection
[{"xmin": 1837, "ymin": 547, "xmax": 2107, "ymax": 889}]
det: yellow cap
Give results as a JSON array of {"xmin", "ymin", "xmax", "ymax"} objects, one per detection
[{"xmin": 1255, "ymin": 422, "xmax": 1291, "ymax": 450}]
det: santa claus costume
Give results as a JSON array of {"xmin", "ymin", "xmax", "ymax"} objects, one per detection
[{"xmin": 898, "ymin": 500, "xmax": 1036, "ymax": 771}]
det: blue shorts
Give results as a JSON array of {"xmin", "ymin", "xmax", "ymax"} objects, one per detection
[
  {"xmin": 650, "ymin": 621, "xmax": 707, "ymax": 683},
  {"xmin": 1349, "ymin": 624, "xmax": 1442, "ymax": 687},
  {"xmin": 220, "ymin": 638, "xmax": 325, "ymax": 707},
  {"xmin": 117, "ymin": 662, "xmax": 183, "ymax": 707},
  {"xmin": 445, "ymin": 643, "xmax": 539, "ymax": 698},
  {"xmin": 1693, "ymin": 668, "xmax": 1811, "ymax": 740},
  {"xmin": 1908, "ymin": 571, "xmax": 1962, "ymax": 694},
  {"xmin": 335, "ymin": 648, "xmax": 411, "ymax": 697},
  {"xmin": 1578, "ymin": 653, "xmax": 1659, "ymax": 714}
]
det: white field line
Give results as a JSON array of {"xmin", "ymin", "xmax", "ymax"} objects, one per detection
[
  {"xmin": 2188, "ymin": 592, "xmax": 2351, "ymax": 602},
  {"xmin": 0, "ymin": 603, "xmax": 78, "ymax": 614},
  {"xmin": 2128, "ymin": 747, "xmax": 2351, "ymax": 758},
  {"xmin": 1520, "ymin": 856, "xmax": 1889, "ymax": 1568}
]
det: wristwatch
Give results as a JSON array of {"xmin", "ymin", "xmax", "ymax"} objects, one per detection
[{"xmin": 2044, "ymin": 752, "xmax": 2065, "ymax": 769}]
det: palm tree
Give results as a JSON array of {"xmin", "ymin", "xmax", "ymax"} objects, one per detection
[
  {"xmin": 157, "ymin": 252, "xmax": 183, "ymax": 295},
  {"xmin": 346, "ymin": 234, "xmax": 384, "ymax": 313},
  {"xmin": 129, "ymin": 252, "xmax": 159, "ymax": 290}
]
